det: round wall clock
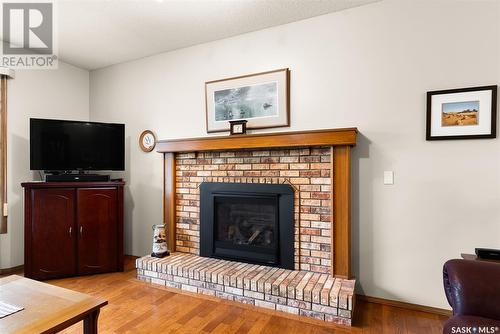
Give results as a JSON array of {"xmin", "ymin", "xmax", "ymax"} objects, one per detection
[{"xmin": 139, "ymin": 130, "xmax": 157, "ymax": 152}]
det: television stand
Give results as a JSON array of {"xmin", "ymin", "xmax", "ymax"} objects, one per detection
[
  {"xmin": 21, "ymin": 180, "xmax": 124, "ymax": 280},
  {"xmin": 45, "ymin": 173, "xmax": 110, "ymax": 182}
]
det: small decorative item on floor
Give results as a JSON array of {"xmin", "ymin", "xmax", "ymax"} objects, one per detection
[
  {"xmin": 426, "ymin": 85, "xmax": 497, "ymax": 140},
  {"xmin": 229, "ymin": 120, "xmax": 247, "ymax": 135},
  {"xmin": 151, "ymin": 224, "xmax": 169, "ymax": 258}
]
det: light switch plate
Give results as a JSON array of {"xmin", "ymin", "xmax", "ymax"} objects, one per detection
[{"xmin": 383, "ymin": 171, "xmax": 394, "ymax": 185}]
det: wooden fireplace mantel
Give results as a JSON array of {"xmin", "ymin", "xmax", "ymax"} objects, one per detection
[
  {"xmin": 159, "ymin": 128, "xmax": 357, "ymax": 279},
  {"xmin": 156, "ymin": 128, "xmax": 357, "ymax": 153}
]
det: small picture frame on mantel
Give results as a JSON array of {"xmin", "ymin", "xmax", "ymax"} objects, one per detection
[
  {"xmin": 426, "ymin": 85, "xmax": 497, "ymax": 140},
  {"xmin": 229, "ymin": 120, "xmax": 247, "ymax": 135}
]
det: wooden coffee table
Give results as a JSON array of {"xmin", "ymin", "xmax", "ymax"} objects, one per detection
[{"xmin": 0, "ymin": 275, "xmax": 107, "ymax": 334}]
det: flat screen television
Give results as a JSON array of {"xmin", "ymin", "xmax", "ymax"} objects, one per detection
[{"xmin": 30, "ymin": 118, "xmax": 125, "ymax": 171}]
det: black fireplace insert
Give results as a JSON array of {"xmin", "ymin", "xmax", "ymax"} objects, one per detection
[{"xmin": 200, "ymin": 182, "xmax": 294, "ymax": 269}]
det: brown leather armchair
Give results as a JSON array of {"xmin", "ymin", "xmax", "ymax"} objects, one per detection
[{"xmin": 443, "ymin": 259, "xmax": 500, "ymax": 334}]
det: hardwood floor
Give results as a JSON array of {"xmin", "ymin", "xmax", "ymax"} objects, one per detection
[{"xmin": 12, "ymin": 257, "xmax": 446, "ymax": 333}]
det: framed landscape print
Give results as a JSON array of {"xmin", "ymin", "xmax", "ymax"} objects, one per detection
[
  {"xmin": 426, "ymin": 85, "xmax": 497, "ymax": 140},
  {"xmin": 205, "ymin": 68, "xmax": 290, "ymax": 133}
]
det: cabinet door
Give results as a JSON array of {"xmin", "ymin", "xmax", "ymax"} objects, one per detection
[
  {"xmin": 77, "ymin": 188, "xmax": 118, "ymax": 274},
  {"xmin": 31, "ymin": 189, "xmax": 76, "ymax": 279}
]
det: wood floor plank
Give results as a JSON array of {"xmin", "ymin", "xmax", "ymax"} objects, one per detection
[
  {"xmin": 0, "ymin": 256, "xmax": 446, "ymax": 334},
  {"xmin": 234, "ymin": 308, "xmax": 269, "ymax": 334}
]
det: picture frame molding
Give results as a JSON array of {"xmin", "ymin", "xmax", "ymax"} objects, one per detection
[
  {"xmin": 205, "ymin": 68, "xmax": 290, "ymax": 133},
  {"xmin": 426, "ymin": 85, "xmax": 497, "ymax": 140}
]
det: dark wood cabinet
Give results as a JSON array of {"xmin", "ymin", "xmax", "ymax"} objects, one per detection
[
  {"xmin": 31, "ymin": 189, "xmax": 76, "ymax": 280},
  {"xmin": 77, "ymin": 188, "xmax": 118, "ymax": 275},
  {"xmin": 22, "ymin": 181, "xmax": 125, "ymax": 280}
]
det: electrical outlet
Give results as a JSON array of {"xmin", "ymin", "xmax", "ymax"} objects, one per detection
[{"xmin": 384, "ymin": 171, "xmax": 394, "ymax": 185}]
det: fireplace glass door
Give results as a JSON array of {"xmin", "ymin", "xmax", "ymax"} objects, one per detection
[{"xmin": 214, "ymin": 195, "xmax": 278, "ymax": 264}]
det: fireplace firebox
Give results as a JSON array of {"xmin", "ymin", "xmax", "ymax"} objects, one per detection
[{"xmin": 200, "ymin": 182, "xmax": 294, "ymax": 269}]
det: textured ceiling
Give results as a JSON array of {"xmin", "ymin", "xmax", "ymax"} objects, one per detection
[{"xmin": 55, "ymin": 0, "xmax": 379, "ymax": 70}]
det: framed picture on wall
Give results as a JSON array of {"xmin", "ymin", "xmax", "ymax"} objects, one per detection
[
  {"xmin": 426, "ymin": 85, "xmax": 497, "ymax": 140},
  {"xmin": 205, "ymin": 68, "xmax": 290, "ymax": 133}
]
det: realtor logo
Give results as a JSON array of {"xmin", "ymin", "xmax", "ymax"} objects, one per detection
[
  {"xmin": 3, "ymin": 3, "xmax": 53, "ymax": 54},
  {"xmin": 1, "ymin": 2, "xmax": 57, "ymax": 69}
]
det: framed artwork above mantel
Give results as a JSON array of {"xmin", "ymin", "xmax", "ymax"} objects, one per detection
[{"xmin": 205, "ymin": 68, "xmax": 290, "ymax": 133}]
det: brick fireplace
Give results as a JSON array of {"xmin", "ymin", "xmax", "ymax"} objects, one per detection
[
  {"xmin": 176, "ymin": 147, "xmax": 333, "ymax": 273},
  {"xmin": 137, "ymin": 128, "xmax": 357, "ymax": 325}
]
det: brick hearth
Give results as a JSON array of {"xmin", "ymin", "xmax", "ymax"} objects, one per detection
[{"xmin": 136, "ymin": 253, "xmax": 355, "ymax": 326}]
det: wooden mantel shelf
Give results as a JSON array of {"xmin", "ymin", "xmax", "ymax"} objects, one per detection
[{"xmin": 156, "ymin": 128, "xmax": 357, "ymax": 153}]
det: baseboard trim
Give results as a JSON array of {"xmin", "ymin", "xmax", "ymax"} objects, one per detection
[
  {"xmin": 357, "ymin": 294, "xmax": 452, "ymax": 317},
  {"xmin": 0, "ymin": 264, "xmax": 23, "ymax": 275}
]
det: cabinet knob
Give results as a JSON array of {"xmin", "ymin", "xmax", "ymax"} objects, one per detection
[
  {"xmin": 79, "ymin": 226, "xmax": 83, "ymax": 236},
  {"xmin": 69, "ymin": 226, "xmax": 72, "ymax": 237}
]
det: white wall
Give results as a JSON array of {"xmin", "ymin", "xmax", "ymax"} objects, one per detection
[
  {"xmin": 0, "ymin": 62, "xmax": 89, "ymax": 269},
  {"xmin": 90, "ymin": 0, "xmax": 500, "ymax": 309}
]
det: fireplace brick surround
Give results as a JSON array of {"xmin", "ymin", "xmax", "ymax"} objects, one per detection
[
  {"xmin": 138, "ymin": 128, "xmax": 357, "ymax": 326},
  {"xmin": 175, "ymin": 147, "xmax": 333, "ymax": 273},
  {"xmin": 199, "ymin": 182, "xmax": 295, "ymax": 269}
]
